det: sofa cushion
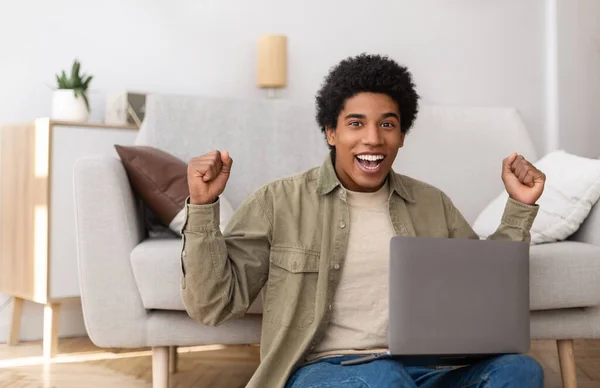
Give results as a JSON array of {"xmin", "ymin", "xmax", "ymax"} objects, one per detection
[
  {"xmin": 530, "ymin": 241, "xmax": 600, "ymax": 310},
  {"xmin": 115, "ymin": 145, "xmax": 189, "ymax": 227},
  {"xmin": 130, "ymin": 238, "xmax": 263, "ymax": 313}
]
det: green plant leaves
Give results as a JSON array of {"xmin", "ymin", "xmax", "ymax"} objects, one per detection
[
  {"xmin": 81, "ymin": 92, "xmax": 90, "ymax": 112},
  {"xmin": 57, "ymin": 70, "xmax": 71, "ymax": 89},
  {"xmin": 71, "ymin": 60, "xmax": 80, "ymax": 82}
]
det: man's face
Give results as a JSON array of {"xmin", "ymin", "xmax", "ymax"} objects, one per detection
[{"xmin": 326, "ymin": 92, "xmax": 405, "ymax": 192}]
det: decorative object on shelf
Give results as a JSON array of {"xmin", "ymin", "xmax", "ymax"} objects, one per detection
[
  {"xmin": 256, "ymin": 34, "xmax": 287, "ymax": 98},
  {"xmin": 52, "ymin": 59, "xmax": 93, "ymax": 122},
  {"xmin": 105, "ymin": 91, "xmax": 147, "ymax": 128}
]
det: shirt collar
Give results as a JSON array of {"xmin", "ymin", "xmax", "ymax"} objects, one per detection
[{"xmin": 316, "ymin": 152, "xmax": 415, "ymax": 203}]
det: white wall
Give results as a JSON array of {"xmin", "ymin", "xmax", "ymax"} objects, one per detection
[
  {"xmin": 557, "ymin": 0, "xmax": 600, "ymax": 158},
  {"xmin": 0, "ymin": 0, "xmax": 548, "ymax": 143},
  {"xmin": 0, "ymin": 0, "xmax": 569, "ymax": 343}
]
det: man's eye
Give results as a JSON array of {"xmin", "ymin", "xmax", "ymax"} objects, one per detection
[
  {"xmin": 349, "ymin": 121, "xmax": 362, "ymax": 127},
  {"xmin": 381, "ymin": 122, "xmax": 395, "ymax": 128}
]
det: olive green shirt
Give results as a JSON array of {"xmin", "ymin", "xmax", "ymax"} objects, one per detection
[{"xmin": 180, "ymin": 155, "xmax": 538, "ymax": 388}]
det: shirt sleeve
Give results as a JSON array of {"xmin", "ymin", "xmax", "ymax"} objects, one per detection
[
  {"xmin": 180, "ymin": 189, "xmax": 271, "ymax": 326},
  {"xmin": 442, "ymin": 192, "xmax": 539, "ymax": 242}
]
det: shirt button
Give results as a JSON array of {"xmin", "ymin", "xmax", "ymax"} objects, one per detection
[
  {"xmin": 339, "ymin": 222, "xmax": 346, "ymax": 229},
  {"xmin": 334, "ymin": 264, "xmax": 340, "ymax": 270},
  {"xmin": 182, "ymin": 251, "xmax": 187, "ymax": 258},
  {"xmin": 328, "ymin": 304, "xmax": 332, "ymax": 311}
]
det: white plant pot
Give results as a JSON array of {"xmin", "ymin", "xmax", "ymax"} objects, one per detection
[{"xmin": 51, "ymin": 89, "xmax": 89, "ymax": 122}]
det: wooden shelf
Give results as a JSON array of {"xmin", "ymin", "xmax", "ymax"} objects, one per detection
[
  {"xmin": 47, "ymin": 119, "xmax": 139, "ymax": 130},
  {"xmin": 0, "ymin": 119, "xmax": 139, "ymax": 358}
]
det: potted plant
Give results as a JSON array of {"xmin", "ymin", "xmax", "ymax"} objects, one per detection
[{"xmin": 52, "ymin": 59, "xmax": 93, "ymax": 122}]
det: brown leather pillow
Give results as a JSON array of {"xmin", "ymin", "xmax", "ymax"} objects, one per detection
[{"xmin": 114, "ymin": 145, "xmax": 188, "ymax": 226}]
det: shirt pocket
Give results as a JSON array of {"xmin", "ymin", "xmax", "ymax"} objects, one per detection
[{"xmin": 265, "ymin": 247, "xmax": 320, "ymax": 329}]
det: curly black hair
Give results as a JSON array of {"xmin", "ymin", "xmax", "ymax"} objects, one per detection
[{"xmin": 315, "ymin": 53, "xmax": 420, "ymax": 150}]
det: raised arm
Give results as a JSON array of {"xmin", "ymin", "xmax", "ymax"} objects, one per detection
[
  {"xmin": 181, "ymin": 151, "xmax": 271, "ymax": 326},
  {"xmin": 445, "ymin": 153, "xmax": 545, "ymax": 242}
]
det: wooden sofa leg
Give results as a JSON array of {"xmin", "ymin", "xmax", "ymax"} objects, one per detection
[
  {"xmin": 152, "ymin": 347, "xmax": 170, "ymax": 388},
  {"xmin": 43, "ymin": 303, "xmax": 61, "ymax": 359},
  {"xmin": 8, "ymin": 297, "xmax": 24, "ymax": 345},
  {"xmin": 169, "ymin": 346, "xmax": 178, "ymax": 374},
  {"xmin": 557, "ymin": 339, "xmax": 577, "ymax": 388}
]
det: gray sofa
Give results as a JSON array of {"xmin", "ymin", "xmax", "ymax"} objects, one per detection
[{"xmin": 73, "ymin": 94, "xmax": 600, "ymax": 388}]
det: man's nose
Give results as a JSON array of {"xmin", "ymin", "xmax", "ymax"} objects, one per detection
[{"xmin": 363, "ymin": 125, "xmax": 383, "ymax": 145}]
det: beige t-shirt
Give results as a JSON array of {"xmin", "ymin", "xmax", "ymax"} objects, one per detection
[{"xmin": 308, "ymin": 181, "xmax": 396, "ymax": 361}]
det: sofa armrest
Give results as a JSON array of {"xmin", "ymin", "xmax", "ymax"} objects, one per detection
[
  {"xmin": 73, "ymin": 156, "xmax": 148, "ymax": 347},
  {"xmin": 570, "ymin": 202, "xmax": 600, "ymax": 246}
]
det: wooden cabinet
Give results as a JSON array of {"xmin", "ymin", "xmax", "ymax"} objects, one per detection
[{"xmin": 0, "ymin": 118, "xmax": 138, "ymax": 357}]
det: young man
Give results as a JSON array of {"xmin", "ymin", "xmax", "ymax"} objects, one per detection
[{"xmin": 181, "ymin": 54, "xmax": 546, "ymax": 388}]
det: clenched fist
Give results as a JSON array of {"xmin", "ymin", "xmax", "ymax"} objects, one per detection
[
  {"xmin": 188, "ymin": 150, "xmax": 233, "ymax": 205},
  {"xmin": 501, "ymin": 152, "xmax": 546, "ymax": 206}
]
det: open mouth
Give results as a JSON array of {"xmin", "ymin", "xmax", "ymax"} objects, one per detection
[{"xmin": 355, "ymin": 154, "xmax": 385, "ymax": 172}]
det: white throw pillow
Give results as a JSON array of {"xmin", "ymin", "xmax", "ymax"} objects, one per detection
[
  {"xmin": 473, "ymin": 150, "xmax": 600, "ymax": 244},
  {"xmin": 169, "ymin": 196, "xmax": 235, "ymax": 234}
]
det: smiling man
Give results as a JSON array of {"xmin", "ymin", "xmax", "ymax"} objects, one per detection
[{"xmin": 181, "ymin": 54, "xmax": 546, "ymax": 388}]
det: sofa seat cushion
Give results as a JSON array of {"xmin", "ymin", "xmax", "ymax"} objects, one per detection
[
  {"xmin": 530, "ymin": 241, "xmax": 600, "ymax": 310},
  {"xmin": 130, "ymin": 238, "xmax": 263, "ymax": 313}
]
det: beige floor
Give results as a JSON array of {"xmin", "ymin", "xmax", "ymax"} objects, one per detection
[{"xmin": 0, "ymin": 337, "xmax": 599, "ymax": 387}]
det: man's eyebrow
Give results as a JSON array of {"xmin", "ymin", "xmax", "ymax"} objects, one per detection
[
  {"xmin": 381, "ymin": 112, "xmax": 400, "ymax": 120},
  {"xmin": 343, "ymin": 113, "xmax": 400, "ymax": 120},
  {"xmin": 344, "ymin": 113, "xmax": 366, "ymax": 120}
]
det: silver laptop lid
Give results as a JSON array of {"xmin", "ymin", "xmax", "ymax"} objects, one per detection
[{"xmin": 389, "ymin": 236, "xmax": 530, "ymax": 357}]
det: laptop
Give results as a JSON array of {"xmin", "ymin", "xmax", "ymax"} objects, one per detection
[{"xmin": 342, "ymin": 236, "xmax": 530, "ymax": 367}]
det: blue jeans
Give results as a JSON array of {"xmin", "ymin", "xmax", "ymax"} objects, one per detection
[{"xmin": 286, "ymin": 354, "xmax": 544, "ymax": 388}]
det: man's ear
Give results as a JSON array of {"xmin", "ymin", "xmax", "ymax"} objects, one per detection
[
  {"xmin": 325, "ymin": 126, "xmax": 336, "ymax": 147},
  {"xmin": 399, "ymin": 131, "xmax": 406, "ymax": 148}
]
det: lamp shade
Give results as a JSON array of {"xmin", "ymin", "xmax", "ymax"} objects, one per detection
[{"xmin": 257, "ymin": 34, "xmax": 287, "ymax": 88}]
